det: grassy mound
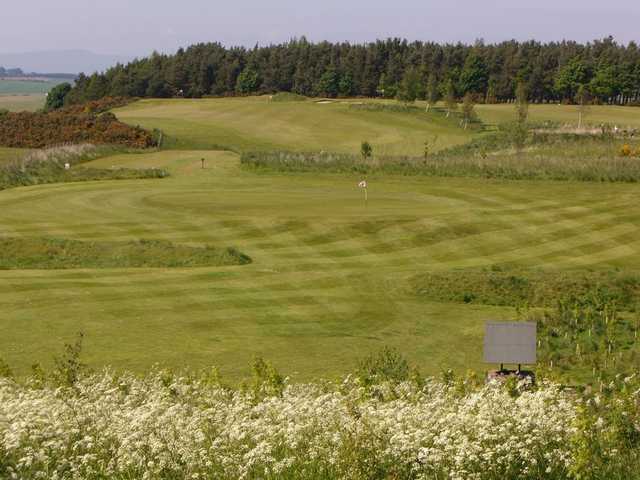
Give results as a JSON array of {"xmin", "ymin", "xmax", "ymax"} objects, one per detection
[
  {"xmin": 0, "ymin": 237, "xmax": 251, "ymax": 269},
  {"xmin": 270, "ymin": 92, "xmax": 307, "ymax": 102},
  {"xmin": 411, "ymin": 268, "xmax": 640, "ymax": 310}
]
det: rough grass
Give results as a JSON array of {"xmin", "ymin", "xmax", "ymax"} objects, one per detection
[
  {"xmin": 0, "ymin": 237, "xmax": 251, "ymax": 269},
  {"xmin": 240, "ymin": 144, "xmax": 640, "ymax": 182},
  {"xmin": 0, "ymin": 144, "xmax": 168, "ymax": 192},
  {"xmin": 2, "ymin": 150, "xmax": 640, "ymax": 379},
  {"xmin": 113, "ymin": 96, "xmax": 473, "ymax": 154},
  {"xmin": 411, "ymin": 268, "xmax": 640, "ymax": 310}
]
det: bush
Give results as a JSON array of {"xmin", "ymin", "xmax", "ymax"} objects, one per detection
[{"xmin": 0, "ymin": 98, "xmax": 153, "ymax": 149}]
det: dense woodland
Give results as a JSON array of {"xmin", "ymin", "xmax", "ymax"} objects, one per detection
[{"xmin": 63, "ymin": 36, "xmax": 640, "ymax": 105}]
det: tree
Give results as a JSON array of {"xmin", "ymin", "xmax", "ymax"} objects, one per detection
[
  {"xmin": 316, "ymin": 68, "xmax": 339, "ymax": 98},
  {"xmin": 589, "ymin": 65, "xmax": 617, "ymax": 104},
  {"xmin": 44, "ymin": 83, "xmax": 72, "ymax": 111},
  {"xmin": 425, "ymin": 73, "xmax": 439, "ymax": 112},
  {"xmin": 458, "ymin": 52, "xmax": 488, "ymax": 95},
  {"xmin": 554, "ymin": 58, "xmax": 589, "ymax": 101},
  {"xmin": 397, "ymin": 67, "xmax": 422, "ymax": 103},
  {"xmin": 361, "ymin": 141, "xmax": 373, "ymax": 159},
  {"xmin": 338, "ymin": 72, "xmax": 354, "ymax": 97},
  {"xmin": 460, "ymin": 93, "xmax": 476, "ymax": 129},
  {"xmin": 236, "ymin": 67, "xmax": 260, "ymax": 94},
  {"xmin": 443, "ymin": 79, "xmax": 457, "ymax": 117},
  {"xmin": 575, "ymin": 84, "xmax": 591, "ymax": 129},
  {"xmin": 515, "ymin": 82, "xmax": 529, "ymax": 124}
]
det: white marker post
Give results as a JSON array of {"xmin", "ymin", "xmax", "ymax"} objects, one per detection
[{"xmin": 358, "ymin": 180, "xmax": 368, "ymax": 206}]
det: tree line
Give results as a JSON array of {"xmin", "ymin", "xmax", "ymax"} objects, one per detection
[{"xmin": 62, "ymin": 36, "xmax": 640, "ymax": 106}]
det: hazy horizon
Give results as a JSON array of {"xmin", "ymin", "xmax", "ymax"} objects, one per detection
[{"xmin": 2, "ymin": 0, "xmax": 640, "ymax": 58}]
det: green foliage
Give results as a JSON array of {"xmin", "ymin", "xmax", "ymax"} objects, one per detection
[
  {"xmin": 515, "ymin": 82, "xmax": 529, "ymax": 124},
  {"xmin": 245, "ymin": 357, "xmax": 285, "ymax": 400},
  {"xmin": 356, "ymin": 346, "xmax": 411, "ymax": 386},
  {"xmin": 52, "ymin": 332, "xmax": 87, "ymax": 387},
  {"xmin": 555, "ymin": 58, "xmax": 590, "ymax": 100},
  {"xmin": 535, "ymin": 300, "xmax": 640, "ymax": 384},
  {"xmin": 236, "ymin": 67, "xmax": 260, "ymax": 94},
  {"xmin": 571, "ymin": 375, "xmax": 640, "ymax": 479},
  {"xmin": 270, "ymin": 92, "xmax": 307, "ymax": 102},
  {"xmin": 411, "ymin": 268, "xmax": 640, "ymax": 310},
  {"xmin": 460, "ymin": 93, "xmax": 477, "ymax": 129},
  {"xmin": 0, "ymin": 357, "xmax": 14, "ymax": 379},
  {"xmin": 443, "ymin": 79, "xmax": 457, "ymax": 117},
  {"xmin": 425, "ymin": 73, "xmax": 440, "ymax": 110},
  {"xmin": 44, "ymin": 82, "xmax": 72, "ymax": 111},
  {"xmin": 316, "ymin": 68, "xmax": 339, "ymax": 98},
  {"xmin": 396, "ymin": 67, "xmax": 422, "ymax": 103},
  {"xmin": 458, "ymin": 52, "xmax": 488, "ymax": 95},
  {"xmin": 59, "ymin": 38, "xmax": 640, "ymax": 105},
  {"xmin": 0, "ymin": 237, "xmax": 252, "ymax": 269},
  {"xmin": 360, "ymin": 141, "xmax": 372, "ymax": 159}
]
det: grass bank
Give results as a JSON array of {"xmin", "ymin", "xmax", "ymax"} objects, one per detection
[
  {"xmin": 411, "ymin": 268, "xmax": 640, "ymax": 310},
  {"xmin": 0, "ymin": 144, "xmax": 168, "ymax": 192},
  {"xmin": 0, "ymin": 237, "xmax": 251, "ymax": 269}
]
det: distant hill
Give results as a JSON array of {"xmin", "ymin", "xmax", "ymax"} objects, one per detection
[{"xmin": 0, "ymin": 50, "xmax": 132, "ymax": 75}]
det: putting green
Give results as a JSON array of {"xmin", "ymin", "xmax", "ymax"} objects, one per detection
[{"xmin": 1, "ymin": 150, "xmax": 639, "ymax": 379}]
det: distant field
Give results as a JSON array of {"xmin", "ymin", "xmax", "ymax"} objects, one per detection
[
  {"xmin": 0, "ymin": 78, "xmax": 63, "ymax": 95},
  {"xmin": 114, "ymin": 97, "xmax": 474, "ymax": 155},
  {"xmin": 0, "ymin": 94, "xmax": 44, "ymax": 111},
  {"xmin": 1, "ymin": 150, "xmax": 640, "ymax": 380}
]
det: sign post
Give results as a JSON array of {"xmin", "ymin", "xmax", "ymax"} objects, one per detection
[{"xmin": 483, "ymin": 321, "xmax": 536, "ymax": 383}]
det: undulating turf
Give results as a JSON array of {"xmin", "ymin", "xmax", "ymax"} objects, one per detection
[
  {"xmin": 113, "ymin": 97, "xmax": 474, "ymax": 154},
  {"xmin": 1, "ymin": 149, "xmax": 640, "ymax": 380}
]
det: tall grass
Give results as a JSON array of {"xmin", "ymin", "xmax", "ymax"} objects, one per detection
[
  {"xmin": 0, "ymin": 144, "xmax": 168, "ymax": 191},
  {"xmin": 241, "ymin": 133, "xmax": 640, "ymax": 182}
]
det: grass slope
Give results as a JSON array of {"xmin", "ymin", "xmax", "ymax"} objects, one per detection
[
  {"xmin": 1, "ymin": 150, "xmax": 640, "ymax": 379},
  {"xmin": 114, "ymin": 97, "xmax": 473, "ymax": 155}
]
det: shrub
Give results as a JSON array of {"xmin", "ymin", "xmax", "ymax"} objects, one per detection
[{"xmin": 0, "ymin": 98, "xmax": 153, "ymax": 149}]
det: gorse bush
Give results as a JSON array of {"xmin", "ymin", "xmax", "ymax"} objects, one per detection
[{"xmin": 0, "ymin": 98, "xmax": 153, "ymax": 149}]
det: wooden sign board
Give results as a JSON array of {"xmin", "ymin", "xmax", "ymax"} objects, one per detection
[{"xmin": 483, "ymin": 322, "xmax": 536, "ymax": 365}]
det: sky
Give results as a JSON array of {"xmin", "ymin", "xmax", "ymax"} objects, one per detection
[{"xmin": 2, "ymin": 0, "xmax": 640, "ymax": 57}]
